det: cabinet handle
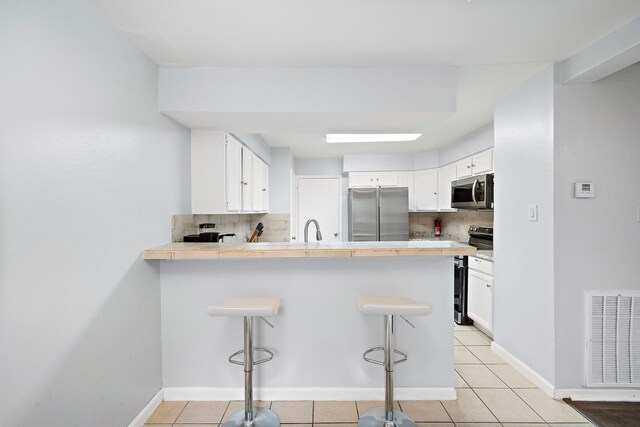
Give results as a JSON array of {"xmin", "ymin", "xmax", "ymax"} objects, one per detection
[
  {"xmin": 475, "ymin": 258, "xmax": 481, "ymax": 262},
  {"xmin": 292, "ymin": 236, "xmax": 296, "ymax": 240},
  {"xmin": 486, "ymin": 284, "xmax": 491, "ymax": 288},
  {"xmin": 466, "ymin": 165, "xmax": 471, "ymax": 169},
  {"xmin": 262, "ymin": 188, "xmax": 266, "ymax": 191},
  {"xmin": 334, "ymin": 233, "xmax": 338, "ymax": 238},
  {"xmin": 472, "ymin": 164, "xmax": 476, "ymax": 167}
]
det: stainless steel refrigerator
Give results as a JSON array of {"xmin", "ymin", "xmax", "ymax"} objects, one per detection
[{"xmin": 348, "ymin": 187, "xmax": 409, "ymax": 241}]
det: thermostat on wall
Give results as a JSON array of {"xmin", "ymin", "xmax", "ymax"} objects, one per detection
[{"xmin": 574, "ymin": 182, "xmax": 595, "ymax": 198}]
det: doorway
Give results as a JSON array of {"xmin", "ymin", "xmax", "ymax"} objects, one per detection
[{"xmin": 294, "ymin": 176, "xmax": 342, "ymax": 243}]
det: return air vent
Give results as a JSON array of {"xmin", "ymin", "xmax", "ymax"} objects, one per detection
[{"xmin": 586, "ymin": 292, "xmax": 640, "ymax": 387}]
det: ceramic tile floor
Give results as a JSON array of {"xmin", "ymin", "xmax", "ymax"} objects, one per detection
[{"xmin": 145, "ymin": 324, "xmax": 593, "ymax": 427}]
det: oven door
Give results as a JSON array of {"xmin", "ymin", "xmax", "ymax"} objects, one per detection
[{"xmin": 451, "ymin": 174, "xmax": 492, "ymax": 209}]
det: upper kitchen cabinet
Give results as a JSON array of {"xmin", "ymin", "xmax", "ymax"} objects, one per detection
[
  {"xmin": 414, "ymin": 169, "xmax": 438, "ymax": 211},
  {"xmin": 251, "ymin": 152, "xmax": 269, "ymax": 212},
  {"xmin": 455, "ymin": 149, "xmax": 494, "ymax": 179},
  {"xmin": 349, "ymin": 172, "xmax": 399, "ymax": 188},
  {"xmin": 398, "ymin": 172, "xmax": 416, "ymax": 211},
  {"xmin": 192, "ymin": 131, "xmax": 269, "ymax": 214},
  {"xmin": 437, "ymin": 163, "xmax": 457, "ymax": 211}
]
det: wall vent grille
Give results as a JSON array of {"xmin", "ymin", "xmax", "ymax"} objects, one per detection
[{"xmin": 586, "ymin": 292, "xmax": 640, "ymax": 387}]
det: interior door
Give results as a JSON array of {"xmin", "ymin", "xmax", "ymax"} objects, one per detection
[{"xmin": 296, "ymin": 177, "xmax": 341, "ymax": 243}]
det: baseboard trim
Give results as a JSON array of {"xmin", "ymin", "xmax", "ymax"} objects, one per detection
[
  {"xmin": 128, "ymin": 389, "xmax": 164, "ymax": 427},
  {"xmin": 491, "ymin": 342, "xmax": 555, "ymax": 398},
  {"xmin": 555, "ymin": 388, "xmax": 640, "ymax": 401},
  {"xmin": 163, "ymin": 387, "xmax": 457, "ymax": 401}
]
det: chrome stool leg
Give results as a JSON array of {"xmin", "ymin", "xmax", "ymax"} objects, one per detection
[
  {"xmin": 359, "ymin": 315, "xmax": 417, "ymax": 427},
  {"xmin": 222, "ymin": 316, "xmax": 280, "ymax": 427}
]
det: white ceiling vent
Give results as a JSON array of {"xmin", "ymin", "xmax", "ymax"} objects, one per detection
[{"xmin": 586, "ymin": 291, "xmax": 640, "ymax": 387}]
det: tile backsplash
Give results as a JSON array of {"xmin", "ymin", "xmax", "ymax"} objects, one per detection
[
  {"xmin": 409, "ymin": 210, "xmax": 494, "ymax": 242},
  {"xmin": 172, "ymin": 213, "xmax": 290, "ymax": 243}
]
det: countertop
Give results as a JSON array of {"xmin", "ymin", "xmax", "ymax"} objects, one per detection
[
  {"xmin": 475, "ymin": 250, "xmax": 494, "ymax": 262},
  {"xmin": 143, "ymin": 241, "xmax": 477, "ymax": 260}
]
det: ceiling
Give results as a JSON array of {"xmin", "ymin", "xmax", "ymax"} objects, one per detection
[{"xmin": 91, "ymin": 0, "xmax": 640, "ymax": 157}]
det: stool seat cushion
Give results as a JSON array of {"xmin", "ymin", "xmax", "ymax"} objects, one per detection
[
  {"xmin": 358, "ymin": 296, "xmax": 432, "ymax": 316},
  {"xmin": 207, "ymin": 298, "xmax": 281, "ymax": 317}
]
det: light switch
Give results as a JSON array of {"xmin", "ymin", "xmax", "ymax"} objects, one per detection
[{"xmin": 528, "ymin": 204, "xmax": 538, "ymax": 222}]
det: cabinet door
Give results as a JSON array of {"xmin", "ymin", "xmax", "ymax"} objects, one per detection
[
  {"xmin": 375, "ymin": 172, "xmax": 399, "ymax": 187},
  {"xmin": 262, "ymin": 161, "xmax": 269, "ymax": 212},
  {"xmin": 398, "ymin": 172, "xmax": 415, "ymax": 211},
  {"xmin": 251, "ymin": 158, "xmax": 269, "ymax": 212},
  {"xmin": 468, "ymin": 270, "xmax": 493, "ymax": 333},
  {"xmin": 437, "ymin": 163, "xmax": 457, "ymax": 211},
  {"xmin": 414, "ymin": 169, "xmax": 438, "ymax": 211},
  {"xmin": 225, "ymin": 138, "xmax": 243, "ymax": 212},
  {"xmin": 456, "ymin": 157, "xmax": 473, "ymax": 179},
  {"xmin": 472, "ymin": 149, "xmax": 493, "ymax": 175},
  {"xmin": 349, "ymin": 173, "xmax": 376, "ymax": 188},
  {"xmin": 241, "ymin": 148, "xmax": 253, "ymax": 212}
]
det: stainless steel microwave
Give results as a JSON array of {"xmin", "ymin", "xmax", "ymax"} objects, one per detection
[{"xmin": 451, "ymin": 174, "xmax": 494, "ymax": 210}]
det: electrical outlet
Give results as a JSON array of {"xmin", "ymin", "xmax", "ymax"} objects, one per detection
[{"xmin": 528, "ymin": 205, "xmax": 538, "ymax": 222}]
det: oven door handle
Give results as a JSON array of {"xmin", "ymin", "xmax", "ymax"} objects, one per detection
[{"xmin": 471, "ymin": 179, "xmax": 479, "ymax": 206}]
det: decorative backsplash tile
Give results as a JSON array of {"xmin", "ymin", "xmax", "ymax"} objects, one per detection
[
  {"xmin": 171, "ymin": 213, "xmax": 291, "ymax": 243},
  {"xmin": 409, "ymin": 211, "xmax": 494, "ymax": 241}
]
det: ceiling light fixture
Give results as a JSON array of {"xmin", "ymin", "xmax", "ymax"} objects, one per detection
[{"xmin": 326, "ymin": 133, "xmax": 422, "ymax": 144}]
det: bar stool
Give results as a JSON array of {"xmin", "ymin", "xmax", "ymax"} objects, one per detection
[
  {"xmin": 206, "ymin": 298, "xmax": 282, "ymax": 427},
  {"xmin": 357, "ymin": 296, "xmax": 432, "ymax": 427}
]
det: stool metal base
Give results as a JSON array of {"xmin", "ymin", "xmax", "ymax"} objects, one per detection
[
  {"xmin": 358, "ymin": 408, "xmax": 417, "ymax": 427},
  {"xmin": 222, "ymin": 408, "xmax": 280, "ymax": 427}
]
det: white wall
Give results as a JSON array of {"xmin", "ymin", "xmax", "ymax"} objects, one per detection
[
  {"xmin": 553, "ymin": 63, "xmax": 640, "ymax": 389},
  {"xmin": 437, "ymin": 123, "xmax": 494, "ymax": 167},
  {"xmin": 269, "ymin": 147, "xmax": 293, "ymax": 213},
  {"xmin": 159, "ymin": 66, "xmax": 456, "ymax": 113},
  {"xmin": 343, "ymin": 154, "xmax": 415, "ymax": 172},
  {"xmin": 493, "ymin": 67, "xmax": 556, "ymax": 384},
  {"xmin": 294, "ymin": 157, "xmax": 344, "ymax": 176},
  {"xmin": 413, "ymin": 150, "xmax": 440, "ymax": 170},
  {"xmin": 0, "ymin": 1, "xmax": 190, "ymax": 425}
]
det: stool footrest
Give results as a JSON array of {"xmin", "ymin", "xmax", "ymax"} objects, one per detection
[
  {"xmin": 363, "ymin": 347, "xmax": 408, "ymax": 366},
  {"xmin": 228, "ymin": 347, "xmax": 275, "ymax": 366}
]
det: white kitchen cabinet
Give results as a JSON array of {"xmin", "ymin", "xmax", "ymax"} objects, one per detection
[
  {"xmin": 471, "ymin": 149, "xmax": 493, "ymax": 175},
  {"xmin": 456, "ymin": 149, "xmax": 493, "ymax": 179},
  {"xmin": 191, "ymin": 131, "xmax": 269, "ymax": 214},
  {"xmin": 251, "ymin": 155, "xmax": 269, "ymax": 212},
  {"xmin": 349, "ymin": 172, "xmax": 398, "ymax": 188},
  {"xmin": 468, "ymin": 269, "xmax": 493, "ymax": 333},
  {"xmin": 225, "ymin": 136, "xmax": 243, "ymax": 212},
  {"xmin": 467, "ymin": 254, "xmax": 494, "ymax": 335},
  {"xmin": 398, "ymin": 172, "xmax": 416, "ymax": 211},
  {"xmin": 241, "ymin": 147, "xmax": 254, "ymax": 211},
  {"xmin": 437, "ymin": 163, "xmax": 457, "ymax": 211},
  {"xmin": 414, "ymin": 169, "xmax": 438, "ymax": 211},
  {"xmin": 456, "ymin": 157, "xmax": 473, "ymax": 179}
]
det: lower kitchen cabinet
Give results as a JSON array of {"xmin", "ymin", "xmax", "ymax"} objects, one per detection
[{"xmin": 468, "ymin": 260, "xmax": 494, "ymax": 334}]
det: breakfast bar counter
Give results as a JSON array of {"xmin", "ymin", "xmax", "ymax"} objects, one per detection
[
  {"xmin": 143, "ymin": 240, "xmax": 476, "ymax": 260},
  {"xmin": 146, "ymin": 241, "xmax": 473, "ymax": 402}
]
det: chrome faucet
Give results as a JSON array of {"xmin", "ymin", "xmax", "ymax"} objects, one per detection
[{"xmin": 304, "ymin": 219, "xmax": 322, "ymax": 242}]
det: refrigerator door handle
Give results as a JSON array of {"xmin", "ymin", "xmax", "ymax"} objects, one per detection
[{"xmin": 376, "ymin": 189, "xmax": 381, "ymax": 241}]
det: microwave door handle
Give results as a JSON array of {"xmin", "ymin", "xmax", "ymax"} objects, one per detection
[{"xmin": 471, "ymin": 179, "xmax": 478, "ymax": 206}]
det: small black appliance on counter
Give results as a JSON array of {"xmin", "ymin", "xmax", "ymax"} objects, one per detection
[{"xmin": 183, "ymin": 223, "xmax": 235, "ymax": 242}]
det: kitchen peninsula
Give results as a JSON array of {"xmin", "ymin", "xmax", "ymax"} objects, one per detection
[{"xmin": 145, "ymin": 241, "xmax": 475, "ymax": 401}]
